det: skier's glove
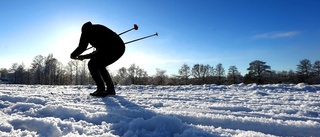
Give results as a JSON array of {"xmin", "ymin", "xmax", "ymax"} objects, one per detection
[
  {"xmin": 71, "ymin": 56, "xmax": 78, "ymax": 60},
  {"xmin": 71, "ymin": 55, "xmax": 84, "ymax": 61},
  {"xmin": 77, "ymin": 56, "xmax": 85, "ymax": 61}
]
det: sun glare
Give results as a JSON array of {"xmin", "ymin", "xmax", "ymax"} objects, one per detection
[{"xmin": 47, "ymin": 26, "xmax": 81, "ymax": 65}]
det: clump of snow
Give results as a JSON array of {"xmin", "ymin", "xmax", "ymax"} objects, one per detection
[{"xmin": 0, "ymin": 84, "xmax": 320, "ymax": 136}]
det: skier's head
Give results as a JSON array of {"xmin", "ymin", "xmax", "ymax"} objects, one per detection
[{"xmin": 82, "ymin": 21, "xmax": 92, "ymax": 32}]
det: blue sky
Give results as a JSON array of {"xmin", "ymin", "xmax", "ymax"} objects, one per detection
[{"xmin": 1, "ymin": 0, "xmax": 320, "ymax": 76}]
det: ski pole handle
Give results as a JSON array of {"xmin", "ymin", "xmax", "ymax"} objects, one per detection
[{"xmin": 118, "ymin": 24, "xmax": 139, "ymax": 35}]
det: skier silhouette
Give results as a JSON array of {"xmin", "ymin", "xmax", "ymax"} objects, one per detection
[{"xmin": 70, "ymin": 21, "xmax": 125, "ymax": 96}]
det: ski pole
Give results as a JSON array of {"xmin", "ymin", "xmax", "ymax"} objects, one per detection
[
  {"xmin": 118, "ymin": 24, "xmax": 138, "ymax": 35},
  {"xmin": 85, "ymin": 24, "xmax": 139, "ymax": 51},
  {"xmin": 124, "ymin": 32, "xmax": 158, "ymax": 45},
  {"xmin": 85, "ymin": 32, "xmax": 158, "ymax": 51}
]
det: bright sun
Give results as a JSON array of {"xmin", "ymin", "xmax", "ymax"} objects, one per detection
[{"xmin": 48, "ymin": 26, "xmax": 82, "ymax": 65}]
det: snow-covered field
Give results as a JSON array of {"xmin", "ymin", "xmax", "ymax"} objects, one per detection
[{"xmin": 0, "ymin": 83, "xmax": 320, "ymax": 137}]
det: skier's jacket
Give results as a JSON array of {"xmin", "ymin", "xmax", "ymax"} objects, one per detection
[{"xmin": 70, "ymin": 22, "xmax": 125, "ymax": 61}]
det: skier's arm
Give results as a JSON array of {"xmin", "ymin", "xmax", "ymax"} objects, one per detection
[
  {"xmin": 70, "ymin": 32, "xmax": 89, "ymax": 59},
  {"xmin": 77, "ymin": 51, "xmax": 97, "ymax": 60}
]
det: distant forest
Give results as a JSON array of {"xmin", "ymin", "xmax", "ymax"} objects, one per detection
[{"xmin": 1, "ymin": 53, "xmax": 320, "ymax": 85}]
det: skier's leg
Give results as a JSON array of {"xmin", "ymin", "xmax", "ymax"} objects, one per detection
[
  {"xmin": 95, "ymin": 40, "xmax": 124, "ymax": 95},
  {"xmin": 99, "ymin": 67, "xmax": 115, "ymax": 94},
  {"xmin": 88, "ymin": 59, "xmax": 105, "ymax": 92},
  {"xmin": 99, "ymin": 67, "xmax": 113, "ymax": 86}
]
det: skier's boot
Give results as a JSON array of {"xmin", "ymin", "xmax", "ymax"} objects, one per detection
[
  {"xmin": 106, "ymin": 85, "xmax": 116, "ymax": 96},
  {"xmin": 90, "ymin": 89, "xmax": 107, "ymax": 97}
]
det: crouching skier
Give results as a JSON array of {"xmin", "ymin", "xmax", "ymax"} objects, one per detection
[{"xmin": 70, "ymin": 21, "xmax": 125, "ymax": 97}]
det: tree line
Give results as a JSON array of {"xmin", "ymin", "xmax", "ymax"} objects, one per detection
[{"xmin": 1, "ymin": 54, "xmax": 319, "ymax": 85}]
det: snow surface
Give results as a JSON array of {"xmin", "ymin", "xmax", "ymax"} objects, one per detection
[{"xmin": 0, "ymin": 83, "xmax": 320, "ymax": 137}]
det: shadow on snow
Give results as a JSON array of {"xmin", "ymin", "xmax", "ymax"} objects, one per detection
[{"xmin": 101, "ymin": 95, "xmax": 218, "ymax": 137}]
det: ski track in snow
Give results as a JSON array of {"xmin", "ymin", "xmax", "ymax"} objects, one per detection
[{"xmin": 0, "ymin": 83, "xmax": 320, "ymax": 137}]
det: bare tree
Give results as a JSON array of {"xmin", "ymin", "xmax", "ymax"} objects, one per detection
[
  {"xmin": 67, "ymin": 60, "xmax": 75, "ymax": 85},
  {"xmin": 80, "ymin": 60, "xmax": 88, "ymax": 85},
  {"xmin": 16, "ymin": 63, "xmax": 26, "ymax": 84},
  {"xmin": 313, "ymin": 60, "xmax": 320, "ymax": 76},
  {"xmin": 0, "ymin": 68, "xmax": 9, "ymax": 78},
  {"xmin": 135, "ymin": 67, "xmax": 148, "ymax": 84},
  {"xmin": 191, "ymin": 64, "xmax": 201, "ymax": 80},
  {"xmin": 178, "ymin": 63, "xmax": 191, "ymax": 84},
  {"xmin": 9, "ymin": 63, "xmax": 27, "ymax": 84},
  {"xmin": 31, "ymin": 55, "xmax": 44, "ymax": 84},
  {"xmin": 73, "ymin": 60, "xmax": 81, "ymax": 85},
  {"xmin": 296, "ymin": 59, "xmax": 312, "ymax": 82},
  {"xmin": 128, "ymin": 64, "xmax": 138, "ymax": 84},
  {"xmin": 55, "ymin": 61, "xmax": 66, "ymax": 85},
  {"xmin": 44, "ymin": 54, "xmax": 58, "ymax": 85},
  {"xmin": 227, "ymin": 65, "xmax": 241, "ymax": 84},
  {"xmin": 153, "ymin": 68, "xmax": 167, "ymax": 85},
  {"xmin": 215, "ymin": 63, "xmax": 225, "ymax": 84},
  {"xmin": 10, "ymin": 63, "xmax": 18, "ymax": 83},
  {"xmin": 114, "ymin": 67, "xmax": 129, "ymax": 85},
  {"xmin": 127, "ymin": 64, "xmax": 148, "ymax": 84},
  {"xmin": 191, "ymin": 64, "xmax": 212, "ymax": 84}
]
